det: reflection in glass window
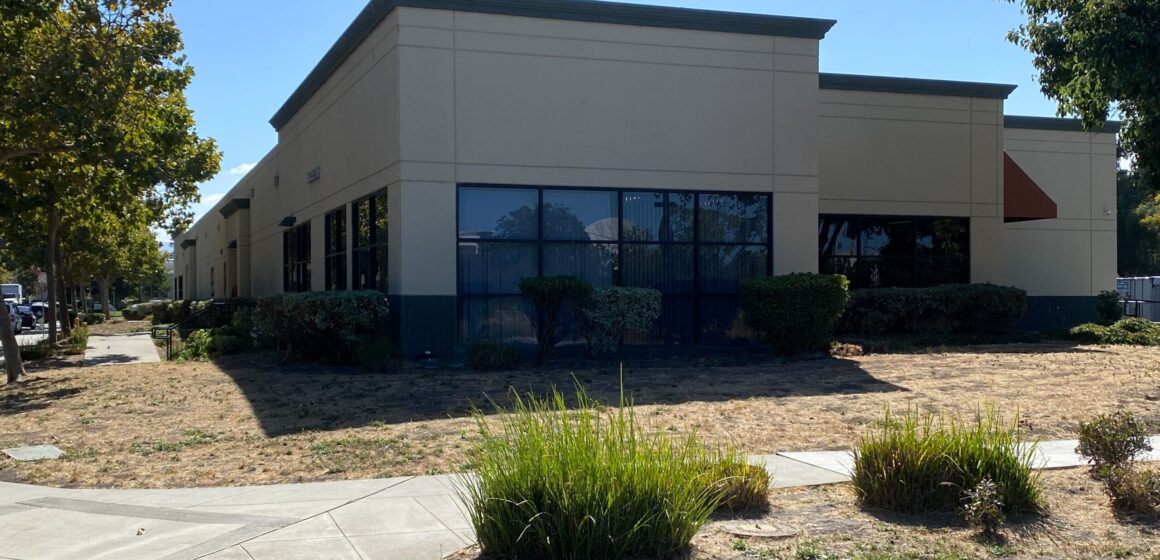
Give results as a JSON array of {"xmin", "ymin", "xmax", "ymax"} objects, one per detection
[
  {"xmin": 860, "ymin": 218, "xmax": 916, "ymax": 257},
  {"xmin": 669, "ymin": 193, "xmax": 695, "ymax": 242},
  {"xmin": 352, "ymin": 190, "xmax": 388, "ymax": 292},
  {"xmin": 543, "ymin": 190, "xmax": 618, "ymax": 241},
  {"xmin": 698, "ymin": 193, "xmax": 769, "ymax": 243},
  {"xmin": 818, "ymin": 214, "xmax": 969, "ymax": 289},
  {"xmin": 324, "ymin": 207, "xmax": 347, "ymax": 291},
  {"xmin": 819, "ymin": 216, "xmax": 857, "ymax": 257},
  {"xmin": 621, "ymin": 245, "xmax": 694, "ymax": 294},
  {"xmin": 458, "ymin": 188, "xmax": 538, "ymax": 240},
  {"xmin": 457, "ymin": 242, "xmax": 538, "ymax": 295},
  {"xmin": 544, "ymin": 243, "xmax": 617, "ymax": 287},
  {"xmin": 282, "ymin": 222, "xmax": 311, "ymax": 293},
  {"xmin": 622, "ymin": 192, "xmax": 664, "ymax": 242},
  {"xmin": 699, "ymin": 246, "xmax": 768, "ymax": 294},
  {"xmin": 458, "ymin": 186, "xmax": 771, "ymax": 346}
]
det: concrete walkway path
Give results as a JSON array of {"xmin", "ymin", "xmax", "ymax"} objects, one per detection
[
  {"xmin": 1, "ymin": 437, "xmax": 1156, "ymax": 560},
  {"xmin": 84, "ymin": 333, "xmax": 160, "ymax": 366}
]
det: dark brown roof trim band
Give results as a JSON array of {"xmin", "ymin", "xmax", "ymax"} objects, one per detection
[
  {"xmin": 1004, "ymin": 115, "xmax": 1120, "ymax": 134},
  {"xmin": 820, "ymin": 73, "xmax": 1017, "ymax": 100},
  {"xmin": 270, "ymin": 0, "xmax": 836, "ymax": 130}
]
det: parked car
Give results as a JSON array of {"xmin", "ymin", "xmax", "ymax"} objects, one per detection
[
  {"xmin": 29, "ymin": 302, "xmax": 46, "ymax": 320},
  {"xmin": 4, "ymin": 301, "xmax": 22, "ymax": 334},
  {"xmin": 89, "ymin": 302, "xmax": 116, "ymax": 313},
  {"xmin": 16, "ymin": 305, "xmax": 35, "ymax": 329}
]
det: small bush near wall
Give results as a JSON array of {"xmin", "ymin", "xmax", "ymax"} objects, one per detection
[
  {"xmin": 518, "ymin": 275, "xmax": 593, "ymax": 363},
  {"xmin": 463, "ymin": 385, "xmax": 759, "ymax": 559},
  {"xmin": 852, "ymin": 407, "xmax": 1042, "ymax": 514},
  {"xmin": 1069, "ymin": 317, "xmax": 1160, "ymax": 345},
  {"xmin": 465, "ymin": 340, "xmax": 521, "ymax": 371},
  {"xmin": 254, "ymin": 291, "xmax": 389, "ymax": 363},
  {"xmin": 1096, "ymin": 290, "xmax": 1124, "ymax": 324},
  {"xmin": 740, "ymin": 273, "xmax": 850, "ymax": 355},
  {"xmin": 578, "ymin": 287, "xmax": 662, "ymax": 354},
  {"xmin": 840, "ymin": 284, "xmax": 1027, "ymax": 336},
  {"xmin": 152, "ymin": 300, "xmax": 191, "ymax": 325}
]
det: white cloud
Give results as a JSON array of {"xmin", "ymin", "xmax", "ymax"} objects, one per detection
[
  {"xmin": 201, "ymin": 192, "xmax": 226, "ymax": 205},
  {"xmin": 228, "ymin": 162, "xmax": 257, "ymax": 176}
]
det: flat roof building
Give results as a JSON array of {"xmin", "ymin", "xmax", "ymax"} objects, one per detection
[{"xmin": 174, "ymin": 0, "xmax": 1119, "ymax": 356}]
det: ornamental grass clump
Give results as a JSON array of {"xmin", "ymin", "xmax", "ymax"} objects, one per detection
[
  {"xmin": 462, "ymin": 384, "xmax": 754, "ymax": 559},
  {"xmin": 852, "ymin": 407, "xmax": 1043, "ymax": 514}
]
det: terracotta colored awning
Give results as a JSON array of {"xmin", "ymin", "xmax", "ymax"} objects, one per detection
[{"xmin": 1004, "ymin": 152, "xmax": 1057, "ymax": 222}]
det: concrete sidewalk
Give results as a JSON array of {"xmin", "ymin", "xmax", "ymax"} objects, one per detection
[
  {"xmin": 84, "ymin": 333, "xmax": 160, "ymax": 366},
  {"xmin": 1, "ymin": 437, "xmax": 1156, "ymax": 560}
]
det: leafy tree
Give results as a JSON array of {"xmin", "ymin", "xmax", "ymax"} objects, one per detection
[
  {"xmin": 1008, "ymin": 0, "xmax": 1160, "ymax": 184},
  {"xmin": 0, "ymin": 0, "xmax": 219, "ymax": 382},
  {"xmin": 1117, "ymin": 170, "xmax": 1160, "ymax": 276}
]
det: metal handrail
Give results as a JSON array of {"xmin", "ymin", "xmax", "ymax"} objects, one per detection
[{"xmin": 150, "ymin": 301, "xmax": 249, "ymax": 360}]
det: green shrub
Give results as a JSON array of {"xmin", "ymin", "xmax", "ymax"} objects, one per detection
[
  {"xmin": 64, "ymin": 325, "xmax": 89, "ymax": 354},
  {"xmin": 840, "ymin": 284, "xmax": 1027, "ymax": 336},
  {"xmin": 152, "ymin": 300, "xmax": 191, "ymax": 325},
  {"xmin": 962, "ymin": 477, "xmax": 1005, "ymax": 536},
  {"xmin": 356, "ymin": 339, "xmax": 399, "ymax": 372},
  {"xmin": 20, "ymin": 339, "xmax": 53, "ymax": 361},
  {"xmin": 1068, "ymin": 317, "xmax": 1160, "ymax": 345},
  {"xmin": 1096, "ymin": 290, "xmax": 1124, "ymax": 324},
  {"xmin": 1101, "ymin": 466, "xmax": 1160, "ymax": 516},
  {"xmin": 740, "ymin": 273, "xmax": 850, "ymax": 355},
  {"xmin": 178, "ymin": 329, "xmax": 213, "ymax": 361},
  {"xmin": 702, "ymin": 460, "xmax": 770, "ymax": 511},
  {"xmin": 518, "ymin": 275, "xmax": 593, "ymax": 363},
  {"xmin": 578, "ymin": 287, "xmax": 662, "ymax": 354},
  {"xmin": 253, "ymin": 291, "xmax": 390, "ymax": 363},
  {"xmin": 80, "ymin": 312, "xmax": 105, "ymax": 325},
  {"xmin": 1077, "ymin": 412, "xmax": 1153, "ymax": 470},
  {"xmin": 852, "ymin": 407, "xmax": 1042, "ymax": 514},
  {"xmin": 465, "ymin": 340, "xmax": 521, "ymax": 371},
  {"xmin": 123, "ymin": 302, "xmax": 160, "ymax": 321},
  {"xmin": 463, "ymin": 385, "xmax": 739, "ymax": 559}
]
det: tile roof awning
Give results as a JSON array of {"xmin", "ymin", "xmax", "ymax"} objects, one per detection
[{"xmin": 1004, "ymin": 152, "xmax": 1057, "ymax": 223}]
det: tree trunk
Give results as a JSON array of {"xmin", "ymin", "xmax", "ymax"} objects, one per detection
[
  {"xmin": 58, "ymin": 277, "xmax": 72, "ymax": 338},
  {"xmin": 100, "ymin": 275, "xmax": 111, "ymax": 321},
  {"xmin": 0, "ymin": 301, "xmax": 24, "ymax": 383},
  {"xmin": 46, "ymin": 207, "xmax": 59, "ymax": 347}
]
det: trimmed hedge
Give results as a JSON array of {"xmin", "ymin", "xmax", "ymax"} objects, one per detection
[
  {"xmin": 578, "ymin": 287, "xmax": 662, "ymax": 354},
  {"xmin": 123, "ymin": 301, "xmax": 162, "ymax": 320},
  {"xmin": 254, "ymin": 291, "xmax": 390, "ymax": 362},
  {"xmin": 80, "ymin": 312, "xmax": 105, "ymax": 325},
  {"xmin": 518, "ymin": 275, "xmax": 593, "ymax": 363},
  {"xmin": 740, "ymin": 273, "xmax": 850, "ymax": 355},
  {"xmin": 1096, "ymin": 290, "xmax": 1124, "ymax": 324},
  {"xmin": 840, "ymin": 284, "xmax": 1027, "ymax": 336}
]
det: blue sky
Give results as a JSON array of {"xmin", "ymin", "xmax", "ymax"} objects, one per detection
[{"xmin": 171, "ymin": 0, "xmax": 1051, "ymax": 226}]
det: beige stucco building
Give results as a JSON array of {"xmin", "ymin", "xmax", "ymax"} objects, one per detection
[{"xmin": 173, "ymin": 0, "xmax": 1119, "ymax": 356}]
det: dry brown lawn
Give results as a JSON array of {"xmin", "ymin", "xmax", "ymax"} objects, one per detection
[
  {"xmin": 1, "ymin": 342, "xmax": 1158, "ymax": 491},
  {"xmin": 4, "ymin": 342, "xmax": 1160, "ymax": 558}
]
